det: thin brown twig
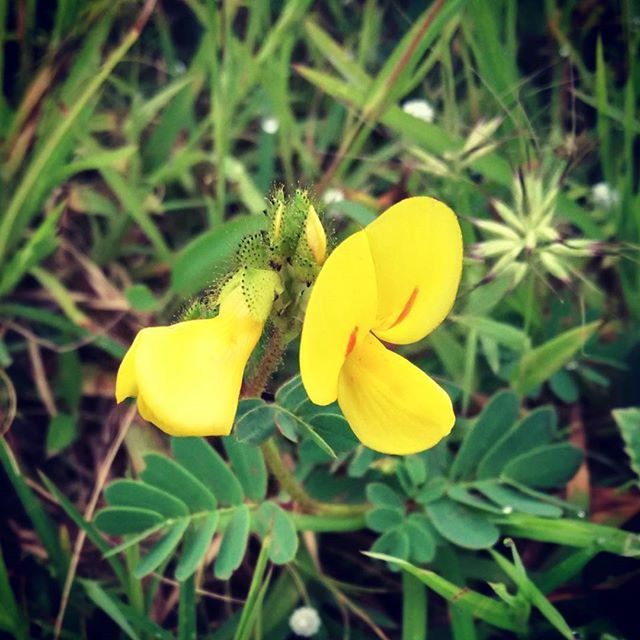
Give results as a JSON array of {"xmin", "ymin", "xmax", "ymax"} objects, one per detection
[
  {"xmin": 26, "ymin": 339, "xmax": 57, "ymax": 416},
  {"xmin": 53, "ymin": 404, "xmax": 136, "ymax": 639}
]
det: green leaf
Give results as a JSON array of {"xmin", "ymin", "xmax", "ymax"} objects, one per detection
[
  {"xmin": 494, "ymin": 513, "xmax": 640, "ymax": 556},
  {"xmin": 405, "ymin": 514, "xmax": 436, "ymax": 563},
  {"xmin": 447, "ymin": 486, "xmax": 505, "ymax": 514},
  {"xmin": 135, "ymin": 519, "xmax": 190, "ymax": 578},
  {"xmin": 366, "ymin": 482, "xmax": 405, "ymax": 509},
  {"xmin": 365, "ymin": 553, "xmax": 525, "ymax": 633},
  {"xmin": 398, "ymin": 455, "xmax": 428, "ymax": 493},
  {"xmin": 175, "ymin": 511, "xmax": 220, "ymax": 581},
  {"xmin": 477, "ymin": 407, "xmax": 556, "ymax": 479},
  {"xmin": 0, "ymin": 201, "xmax": 64, "ymax": 297},
  {"xmin": 141, "ymin": 453, "xmax": 217, "ymax": 512},
  {"xmin": 426, "ymin": 498, "xmax": 500, "ymax": 549},
  {"xmin": 172, "ymin": 437, "xmax": 244, "ymax": 506},
  {"xmin": 273, "ymin": 409, "xmax": 299, "ymax": 442},
  {"xmin": 308, "ymin": 413, "xmax": 358, "ymax": 453},
  {"xmin": 40, "ymin": 474, "xmax": 126, "ymax": 585},
  {"xmin": 503, "ymin": 444, "xmax": 583, "ymax": 488},
  {"xmin": 105, "ymin": 479, "xmax": 189, "ymax": 518},
  {"xmin": 125, "ymin": 284, "xmax": 159, "ymax": 312},
  {"xmin": 223, "ymin": 437, "xmax": 267, "ymax": 501},
  {"xmin": 46, "ymin": 412, "xmax": 77, "ymax": 456},
  {"xmin": 215, "ymin": 505, "xmax": 251, "ymax": 579},
  {"xmin": 170, "ymin": 215, "xmax": 267, "ymax": 297},
  {"xmin": 549, "ymin": 370, "xmax": 579, "ymax": 403},
  {"xmin": 255, "ymin": 502, "xmax": 299, "ymax": 565},
  {"xmin": 464, "ymin": 274, "xmax": 513, "ymax": 315},
  {"xmin": 275, "ymin": 375, "xmax": 307, "ymax": 410},
  {"xmin": 365, "ymin": 507, "xmax": 404, "ymax": 533},
  {"xmin": 0, "ymin": 439, "xmax": 66, "ymax": 581},
  {"xmin": 613, "ymin": 408, "xmax": 640, "ymax": 484},
  {"xmin": 234, "ymin": 404, "xmax": 277, "ymax": 444},
  {"xmin": 234, "ymin": 534, "xmax": 272, "ymax": 640},
  {"xmin": 371, "ymin": 529, "xmax": 410, "ymax": 560},
  {"xmin": 402, "ymin": 572, "xmax": 427, "ymax": 640},
  {"xmin": 454, "ymin": 315, "xmax": 530, "ymax": 351},
  {"xmin": 82, "ymin": 580, "xmax": 140, "ymax": 640},
  {"xmin": 414, "ymin": 477, "xmax": 448, "ymax": 504},
  {"xmin": 490, "ymin": 545, "xmax": 573, "ymax": 639},
  {"xmin": 513, "ymin": 322, "xmax": 599, "ymax": 395},
  {"xmin": 0, "ymin": 547, "xmax": 27, "ymax": 639},
  {"xmin": 178, "ymin": 574, "xmax": 197, "ymax": 640},
  {"xmin": 450, "ymin": 390, "xmax": 520, "ymax": 480},
  {"xmin": 476, "ymin": 482, "xmax": 562, "ymax": 518},
  {"xmin": 94, "ymin": 507, "xmax": 165, "ymax": 536}
]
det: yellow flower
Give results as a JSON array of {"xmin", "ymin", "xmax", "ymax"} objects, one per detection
[
  {"xmin": 299, "ymin": 197, "xmax": 463, "ymax": 455},
  {"xmin": 116, "ymin": 286, "xmax": 263, "ymax": 436}
]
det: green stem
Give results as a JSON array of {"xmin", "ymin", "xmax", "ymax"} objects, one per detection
[
  {"xmin": 243, "ymin": 326, "xmax": 368, "ymax": 518},
  {"xmin": 260, "ymin": 438, "xmax": 367, "ymax": 517},
  {"xmin": 403, "ymin": 572, "xmax": 428, "ymax": 640},
  {"xmin": 523, "ymin": 271, "xmax": 536, "ymax": 335}
]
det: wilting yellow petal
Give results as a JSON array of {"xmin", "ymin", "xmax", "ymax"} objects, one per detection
[
  {"xmin": 300, "ymin": 231, "xmax": 377, "ymax": 405},
  {"xmin": 365, "ymin": 197, "xmax": 463, "ymax": 345},
  {"xmin": 337, "ymin": 334, "xmax": 454, "ymax": 454},
  {"xmin": 116, "ymin": 335, "xmax": 140, "ymax": 402}
]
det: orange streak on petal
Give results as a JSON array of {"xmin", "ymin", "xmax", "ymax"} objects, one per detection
[
  {"xmin": 388, "ymin": 287, "xmax": 419, "ymax": 330},
  {"xmin": 345, "ymin": 326, "xmax": 359, "ymax": 358}
]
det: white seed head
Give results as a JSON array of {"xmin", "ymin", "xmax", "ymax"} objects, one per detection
[
  {"xmin": 261, "ymin": 116, "xmax": 280, "ymax": 134},
  {"xmin": 592, "ymin": 182, "xmax": 620, "ymax": 210},
  {"xmin": 402, "ymin": 98, "xmax": 435, "ymax": 123},
  {"xmin": 322, "ymin": 188, "xmax": 345, "ymax": 205},
  {"xmin": 289, "ymin": 606, "xmax": 321, "ymax": 637}
]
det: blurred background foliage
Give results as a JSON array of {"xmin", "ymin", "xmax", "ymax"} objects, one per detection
[{"xmin": 1, "ymin": 0, "xmax": 640, "ymax": 638}]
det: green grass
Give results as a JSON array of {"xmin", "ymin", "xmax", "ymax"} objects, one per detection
[{"xmin": 1, "ymin": 1, "xmax": 639, "ymax": 639}]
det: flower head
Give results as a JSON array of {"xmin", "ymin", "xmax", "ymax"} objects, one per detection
[
  {"xmin": 402, "ymin": 98, "xmax": 435, "ymax": 123},
  {"xmin": 116, "ymin": 282, "xmax": 271, "ymax": 436},
  {"xmin": 116, "ymin": 188, "xmax": 327, "ymax": 437},
  {"xmin": 300, "ymin": 197, "xmax": 462, "ymax": 455},
  {"xmin": 592, "ymin": 181, "xmax": 620, "ymax": 210},
  {"xmin": 289, "ymin": 606, "xmax": 321, "ymax": 637},
  {"xmin": 471, "ymin": 165, "xmax": 602, "ymax": 285}
]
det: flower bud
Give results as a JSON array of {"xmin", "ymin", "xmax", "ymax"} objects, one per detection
[{"xmin": 304, "ymin": 204, "xmax": 326, "ymax": 265}]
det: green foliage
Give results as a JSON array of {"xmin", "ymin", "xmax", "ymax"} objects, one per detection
[
  {"xmin": 613, "ymin": 408, "xmax": 640, "ymax": 484},
  {"xmin": 1, "ymin": 0, "xmax": 639, "ymax": 638},
  {"xmin": 93, "ymin": 437, "xmax": 291, "ymax": 582}
]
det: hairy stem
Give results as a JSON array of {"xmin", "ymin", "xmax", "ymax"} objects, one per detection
[{"xmin": 243, "ymin": 328, "xmax": 368, "ymax": 517}]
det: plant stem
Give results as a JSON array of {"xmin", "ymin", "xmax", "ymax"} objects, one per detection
[
  {"xmin": 243, "ymin": 328, "xmax": 284, "ymax": 397},
  {"xmin": 243, "ymin": 327, "xmax": 368, "ymax": 517},
  {"xmin": 260, "ymin": 438, "xmax": 367, "ymax": 516}
]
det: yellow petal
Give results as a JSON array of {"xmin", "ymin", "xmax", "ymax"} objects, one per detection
[
  {"xmin": 305, "ymin": 204, "xmax": 327, "ymax": 265},
  {"xmin": 132, "ymin": 310, "xmax": 262, "ymax": 437},
  {"xmin": 300, "ymin": 230, "xmax": 377, "ymax": 405},
  {"xmin": 365, "ymin": 196, "xmax": 463, "ymax": 344},
  {"xmin": 337, "ymin": 333, "xmax": 454, "ymax": 455},
  {"xmin": 116, "ymin": 335, "xmax": 140, "ymax": 402}
]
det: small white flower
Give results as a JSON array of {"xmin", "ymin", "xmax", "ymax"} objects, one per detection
[
  {"xmin": 289, "ymin": 606, "xmax": 321, "ymax": 637},
  {"xmin": 173, "ymin": 61, "xmax": 187, "ymax": 74},
  {"xmin": 402, "ymin": 98, "xmax": 435, "ymax": 123},
  {"xmin": 261, "ymin": 116, "xmax": 280, "ymax": 135},
  {"xmin": 559, "ymin": 44, "xmax": 571, "ymax": 58},
  {"xmin": 592, "ymin": 182, "xmax": 620, "ymax": 210},
  {"xmin": 322, "ymin": 188, "xmax": 345, "ymax": 205}
]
